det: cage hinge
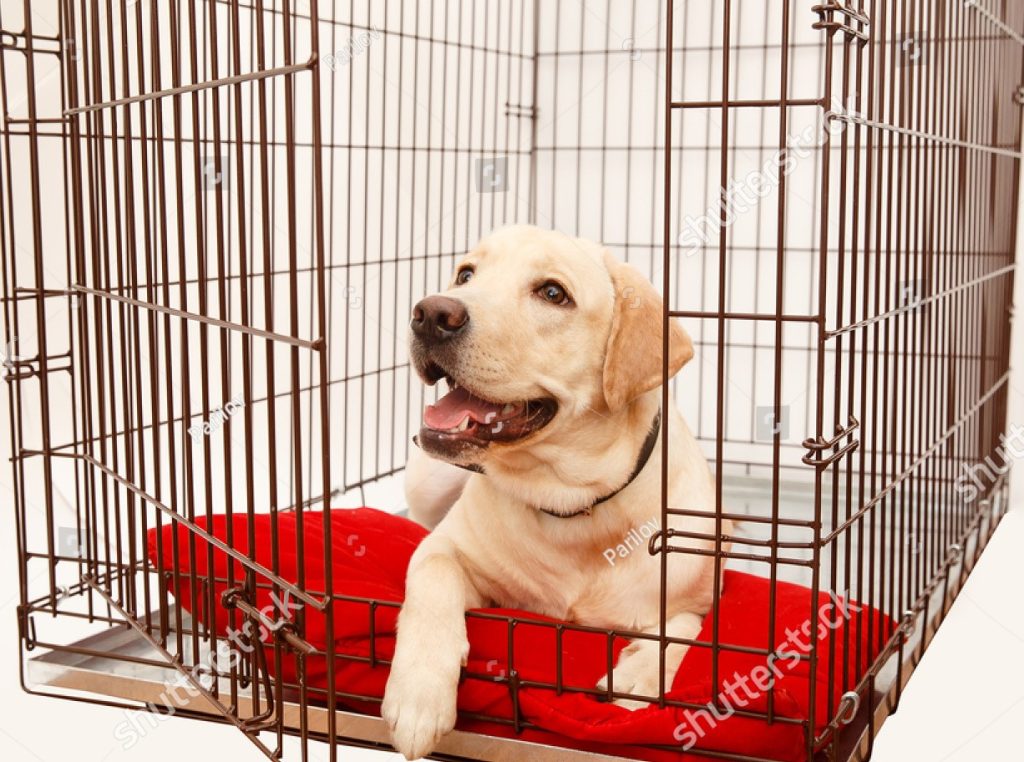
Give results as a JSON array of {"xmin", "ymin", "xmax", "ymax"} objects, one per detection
[
  {"xmin": 802, "ymin": 416, "xmax": 860, "ymax": 470},
  {"xmin": 16, "ymin": 604, "xmax": 37, "ymax": 650},
  {"xmin": 504, "ymin": 101, "xmax": 536, "ymax": 119},
  {"xmin": 1014, "ymin": 86, "xmax": 1024, "ymax": 106},
  {"xmin": 0, "ymin": 29, "xmax": 66, "ymax": 57},
  {"xmin": 812, "ymin": 2, "xmax": 870, "ymax": 45},
  {"xmin": 220, "ymin": 586, "xmax": 286, "ymax": 731},
  {"xmin": 2, "ymin": 350, "xmax": 73, "ymax": 382}
]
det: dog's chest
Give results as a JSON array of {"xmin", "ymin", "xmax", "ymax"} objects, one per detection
[
  {"xmin": 565, "ymin": 556, "xmax": 665, "ymax": 629},
  {"xmin": 468, "ymin": 534, "xmax": 664, "ymax": 630}
]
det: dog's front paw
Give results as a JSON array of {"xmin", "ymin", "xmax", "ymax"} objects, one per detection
[
  {"xmin": 597, "ymin": 640, "xmax": 674, "ymax": 711},
  {"xmin": 382, "ymin": 660, "xmax": 460, "ymax": 759}
]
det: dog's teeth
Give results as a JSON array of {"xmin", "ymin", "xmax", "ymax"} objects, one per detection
[
  {"xmin": 502, "ymin": 403, "xmax": 515, "ymax": 416},
  {"xmin": 447, "ymin": 416, "xmax": 470, "ymax": 433}
]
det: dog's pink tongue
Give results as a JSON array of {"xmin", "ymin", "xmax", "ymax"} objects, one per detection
[{"xmin": 424, "ymin": 386, "xmax": 502, "ymax": 429}]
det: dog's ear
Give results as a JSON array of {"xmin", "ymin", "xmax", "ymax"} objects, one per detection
[{"xmin": 601, "ymin": 253, "xmax": 694, "ymax": 413}]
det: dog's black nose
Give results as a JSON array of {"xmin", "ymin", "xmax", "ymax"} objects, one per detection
[{"xmin": 411, "ymin": 295, "xmax": 469, "ymax": 343}]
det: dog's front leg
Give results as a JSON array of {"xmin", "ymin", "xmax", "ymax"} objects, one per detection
[
  {"xmin": 597, "ymin": 610, "xmax": 704, "ymax": 710},
  {"xmin": 382, "ymin": 533, "xmax": 481, "ymax": 759},
  {"xmin": 404, "ymin": 444, "xmax": 470, "ymax": 528}
]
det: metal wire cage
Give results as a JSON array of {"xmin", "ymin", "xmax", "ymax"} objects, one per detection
[{"xmin": 1, "ymin": 0, "xmax": 1021, "ymax": 760}]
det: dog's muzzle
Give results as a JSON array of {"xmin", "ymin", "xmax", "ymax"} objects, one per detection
[{"xmin": 411, "ymin": 295, "xmax": 468, "ymax": 346}]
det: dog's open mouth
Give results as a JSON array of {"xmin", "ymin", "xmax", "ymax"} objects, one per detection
[{"xmin": 419, "ymin": 365, "xmax": 557, "ymax": 450}]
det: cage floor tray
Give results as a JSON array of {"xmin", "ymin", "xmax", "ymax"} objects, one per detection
[
  {"xmin": 25, "ymin": 613, "xmax": 894, "ymax": 762},
  {"xmin": 26, "ymin": 610, "xmax": 634, "ymax": 761}
]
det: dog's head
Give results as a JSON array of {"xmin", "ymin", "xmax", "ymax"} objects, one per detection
[{"xmin": 410, "ymin": 225, "xmax": 693, "ymax": 468}]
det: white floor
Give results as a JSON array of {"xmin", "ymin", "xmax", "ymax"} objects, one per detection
[{"xmin": 870, "ymin": 510, "xmax": 1024, "ymax": 762}]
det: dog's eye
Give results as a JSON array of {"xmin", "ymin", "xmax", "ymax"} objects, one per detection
[
  {"xmin": 536, "ymin": 281, "xmax": 572, "ymax": 306},
  {"xmin": 455, "ymin": 267, "xmax": 474, "ymax": 286}
]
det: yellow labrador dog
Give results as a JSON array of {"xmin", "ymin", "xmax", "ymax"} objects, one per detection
[{"xmin": 382, "ymin": 225, "xmax": 728, "ymax": 759}]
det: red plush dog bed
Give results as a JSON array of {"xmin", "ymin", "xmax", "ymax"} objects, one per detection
[{"xmin": 147, "ymin": 508, "xmax": 894, "ymax": 761}]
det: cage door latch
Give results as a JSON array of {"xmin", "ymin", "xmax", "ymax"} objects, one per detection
[
  {"xmin": 802, "ymin": 416, "xmax": 860, "ymax": 470},
  {"xmin": 221, "ymin": 585, "xmax": 316, "ymax": 656},
  {"xmin": 504, "ymin": 101, "xmax": 536, "ymax": 119},
  {"xmin": 220, "ymin": 585, "xmax": 317, "ymax": 732},
  {"xmin": 812, "ymin": 2, "xmax": 870, "ymax": 44}
]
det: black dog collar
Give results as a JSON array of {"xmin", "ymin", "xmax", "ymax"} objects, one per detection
[{"xmin": 538, "ymin": 408, "xmax": 662, "ymax": 519}]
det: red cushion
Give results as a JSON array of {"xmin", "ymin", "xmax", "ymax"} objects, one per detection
[{"xmin": 147, "ymin": 509, "xmax": 894, "ymax": 761}]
